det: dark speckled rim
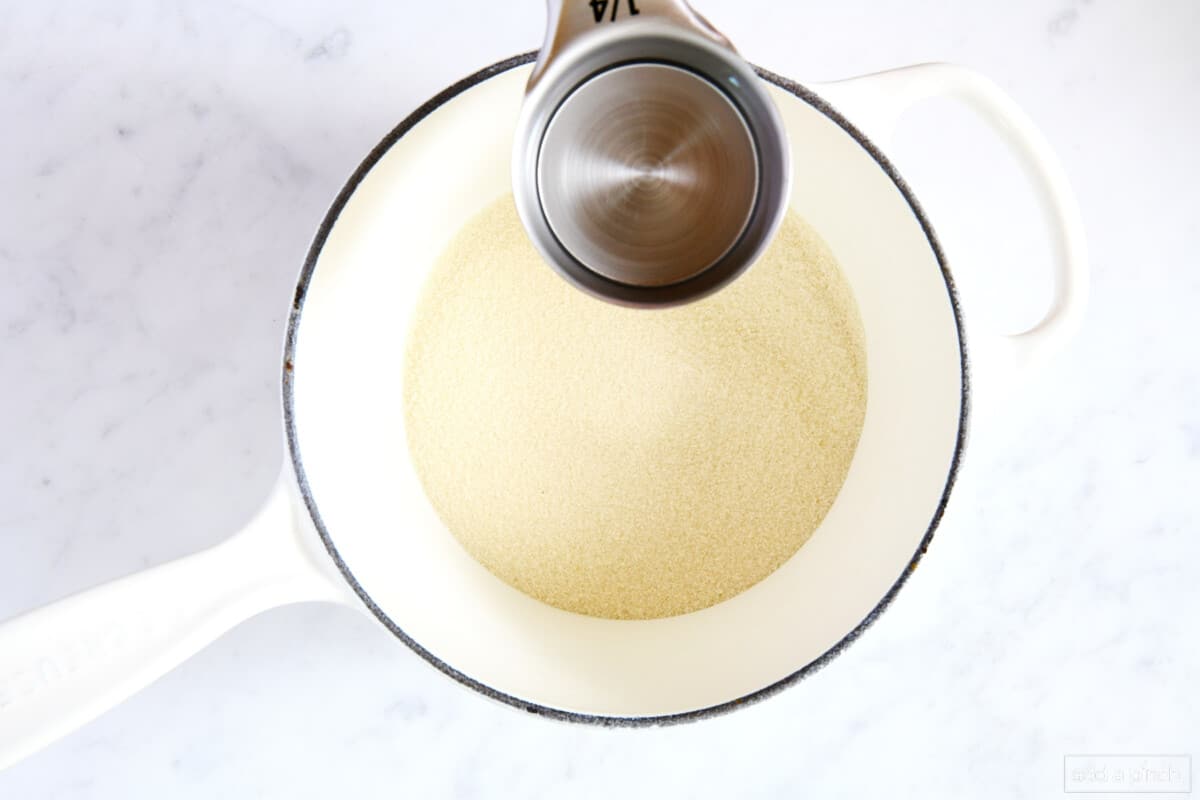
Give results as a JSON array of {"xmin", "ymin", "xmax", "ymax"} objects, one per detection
[{"xmin": 282, "ymin": 51, "xmax": 969, "ymax": 726}]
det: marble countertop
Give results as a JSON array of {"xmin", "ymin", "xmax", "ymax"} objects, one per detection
[{"xmin": 1, "ymin": 1, "xmax": 1197, "ymax": 796}]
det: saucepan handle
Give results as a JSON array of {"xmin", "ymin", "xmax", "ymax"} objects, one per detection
[
  {"xmin": 816, "ymin": 63, "xmax": 1088, "ymax": 406},
  {"xmin": 0, "ymin": 475, "xmax": 343, "ymax": 771}
]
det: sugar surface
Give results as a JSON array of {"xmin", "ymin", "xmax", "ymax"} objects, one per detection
[{"xmin": 403, "ymin": 196, "xmax": 866, "ymax": 620}]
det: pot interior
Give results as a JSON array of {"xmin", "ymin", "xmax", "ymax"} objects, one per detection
[{"xmin": 287, "ymin": 59, "xmax": 964, "ymax": 719}]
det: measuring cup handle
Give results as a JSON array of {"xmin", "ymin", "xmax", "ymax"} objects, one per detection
[
  {"xmin": 817, "ymin": 63, "xmax": 1088, "ymax": 409},
  {"xmin": 532, "ymin": 0, "xmax": 730, "ymax": 88},
  {"xmin": 0, "ymin": 475, "xmax": 342, "ymax": 770}
]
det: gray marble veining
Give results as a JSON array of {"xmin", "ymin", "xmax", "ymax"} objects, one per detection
[{"xmin": 0, "ymin": 0, "xmax": 1197, "ymax": 796}]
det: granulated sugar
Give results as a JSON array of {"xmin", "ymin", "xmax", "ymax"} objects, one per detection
[{"xmin": 403, "ymin": 195, "xmax": 866, "ymax": 620}]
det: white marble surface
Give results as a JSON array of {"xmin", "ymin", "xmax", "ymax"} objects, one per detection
[{"xmin": 1, "ymin": 0, "xmax": 1197, "ymax": 796}]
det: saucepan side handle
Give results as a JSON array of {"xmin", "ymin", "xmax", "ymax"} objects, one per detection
[
  {"xmin": 817, "ymin": 63, "xmax": 1089, "ymax": 405},
  {"xmin": 0, "ymin": 474, "xmax": 344, "ymax": 771}
]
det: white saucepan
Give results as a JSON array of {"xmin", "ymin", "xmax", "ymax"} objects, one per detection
[{"xmin": 0, "ymin": 53, "xmax": 1086, "ymax": 769}]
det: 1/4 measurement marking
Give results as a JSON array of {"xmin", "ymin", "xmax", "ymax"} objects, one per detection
[{"xmin": 589, "ymin": 0, "xmax": 640, "ymax": 24}]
